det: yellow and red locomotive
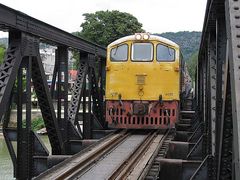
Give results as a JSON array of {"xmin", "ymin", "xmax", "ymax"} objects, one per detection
[{"xmin": 105, "ymin": 33, "xmax": 191, "ymax": 129}]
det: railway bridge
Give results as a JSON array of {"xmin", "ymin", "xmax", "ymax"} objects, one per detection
[{"xmin": 0, "ymin": 0, "xmax": 239, "ymax": 179}]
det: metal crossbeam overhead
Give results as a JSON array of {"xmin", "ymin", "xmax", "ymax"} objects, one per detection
[{"xmin": 0, "ymin": 3, "xmax": 106, "ymax": 57}]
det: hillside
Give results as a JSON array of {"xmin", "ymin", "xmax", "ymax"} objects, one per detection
[{"xmin": 156, "ymin": 31, "xmax": 201, "ymax": 61}]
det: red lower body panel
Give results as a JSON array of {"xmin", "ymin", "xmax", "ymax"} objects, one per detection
[{"xmin": 106, "ymin": 100, "xmax": 179, "ymax": 129}]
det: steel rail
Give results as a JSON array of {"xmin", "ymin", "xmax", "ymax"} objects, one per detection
[
  {"xmin": 108, "ymin": 130, "xmax": 162, "ymax": 180},
  {"xmin": 54, "ymin": 130, "xmax": 131, "ymax": 180},
  {"xmin": 0, "ymin": 3, "xmax": 106, "ymax": 57},
  {"xmin": 141, "ymin": 129, "xmax": 173, "ymax": 179}
]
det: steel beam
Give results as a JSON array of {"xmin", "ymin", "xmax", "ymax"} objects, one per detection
[
  {"xmin": 84, "ymin": 56, "xmax": 93, "ymax": 139},
  {"xmin": 0, "ymin": 3, "xmax": 109, "ymax": 179},
  {"xmin": 32, "ymin": 48, "xmax": 63, "ymax": 155},
  {"xmin": 0, "ymin": 32, "xmax": 22, "ymax": 120},
  {"xmin": 68, "ymin": 53, "xmax": 88, "ymax": 139},
  {"xmin": 0, "ymin": 4, "xmax": 106, "ymax": 57},
  {"xmin": 208, "ymin": 31, "xmax": 217, "ymax": 157},
  {"xmin": 56, "ymin": 46, "xmax": 69, "ymax": 144},
  {"xmin": 225, "ymin": 0, "xmax": 240, "ymax": 178},
  {"xmin": 215, "ymin": 15, "xmax": 228, "ymax": 179}
]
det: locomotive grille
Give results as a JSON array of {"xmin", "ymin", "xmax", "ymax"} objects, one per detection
[
  {"xmin": 106, "ymin": 100, "xmax": 178, "ymax": 129},
  {"xmin": 136, "ymin": 74, "xmax": 146, "ymax": 85}
]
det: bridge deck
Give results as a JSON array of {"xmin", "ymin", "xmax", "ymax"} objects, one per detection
[{"xmin": 35, "ymin": 130, "xmax": 166, "ymax": 179}]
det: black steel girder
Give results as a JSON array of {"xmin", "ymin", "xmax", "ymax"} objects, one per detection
[
  {"xmin": 198, "ymin": 0, "xmax": 240, "ymax": 179},
  {"xmin": 0, "ymin": 3, "xmax": 106, "ymax": 57}
]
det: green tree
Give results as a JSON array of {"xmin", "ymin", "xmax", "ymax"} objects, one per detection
[
  {"xmin": 79, "ymin": 10, "xmax": 145, "ymax": 47},
  {"xmin": 187, "ymin": 51, "xmax": 198, "ymax": 81},
  {"xmin": 0, "ymin": 44, "xmax": 6, "ymax": 64}
]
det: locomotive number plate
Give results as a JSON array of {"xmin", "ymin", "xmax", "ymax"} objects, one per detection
[{"xmin": 136, "ymin": 74, "xmax": 147, "ymax": 85}]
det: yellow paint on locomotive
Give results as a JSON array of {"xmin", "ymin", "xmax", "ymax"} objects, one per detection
[{"xmin": 105, "ymin": 36, "xmax": 180, "ymax": 101}]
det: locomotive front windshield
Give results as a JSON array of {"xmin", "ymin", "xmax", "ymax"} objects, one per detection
[
  {"xmin": 157, "ymin": 44, "xmax": 175, "ymax": 61},
  {"xmin": 132, "ymin": 43, "xmax": 153, "ymax": 61},
  {"xmin": 110, "ymin": 44, "xmax": 128, "ymax": 61},
  {"xmin": 110, "ymin": 42, "xmax": 175, "ymax": 62}
]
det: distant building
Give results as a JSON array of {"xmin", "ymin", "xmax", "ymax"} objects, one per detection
[
  {"xmin": 40, "ymin": 46, "xmax": 76, "ymax": 82},
  {"xmin": 69, "ymin": 70, "xmax": 77, "ymax": 81},
  {"xmin": 40, "ymin": 47, "xmax": 56, "ymax": 81}
]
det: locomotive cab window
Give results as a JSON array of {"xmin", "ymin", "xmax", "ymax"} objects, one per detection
[
  {"xmin": 110, "ymin": 44, "xmax": 128, "ymax": 61},
  {"xmin": 157, "ymin": 44, "xmax": 175, "ymax": 61},
  {"xmin": 132, "ymin": 43, "xmax": 153, "ymax": 61}
]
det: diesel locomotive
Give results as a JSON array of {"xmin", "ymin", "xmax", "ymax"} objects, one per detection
[{"xmin": 105, "ymin": 33, "xmax": 191, "ymax": 129}]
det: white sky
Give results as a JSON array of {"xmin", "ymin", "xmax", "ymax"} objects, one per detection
[{"xmin": 0, "ymin": 0, "xmax": 207, "ymax": 38}]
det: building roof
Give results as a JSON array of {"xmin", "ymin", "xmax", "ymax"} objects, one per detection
[{"xmin": 69, "ymin": 70, "xmax": 77, "ymax": 80}]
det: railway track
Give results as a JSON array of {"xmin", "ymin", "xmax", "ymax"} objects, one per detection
[
  {"xmin": 36, "ymin": 129, "xmax": 169, "ymax": 180},
  {"xmin": 143, "ymin": 130, "xmax": 174, "ymax": 179},
  {"xmin": 108, "ymin": 130, "xmax": 159, "ymax": 180}
]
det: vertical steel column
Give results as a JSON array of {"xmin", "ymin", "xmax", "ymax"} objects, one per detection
[
  {"xmin": 218, "ymin": 43, "xmax": 231, "ymax": 180},
  {"xmin": 83, "ymin": 54, "xmax": 93, "ymax": 139},
  {"xmin": 202, "ymin": 48, "xmax": 208, "ymax": 157},
  {"xmin": 90, "ymin": 58, "xmax": 104, "ymax": 129},
  {"xmin": 99, "ymin": 58, "xmax": 106, "ymax": 106},
  {"xmin": 17, "ymin": 57, "xmax": 33, "ymax": 179},
  {"xmin": 99, "ymin": 58, "xmax": 106, "ymax": 127},
  {"xmin": 209, "ymin": 31, "xmax": 217, "ymax": 157},
  {"xmin": 82, "ymin": 72, "xmax": 87, "ymax": 136},
  {"xmin": 67, "ymin": 52, "xmax": 88, "ymax": 139},
  {"xmin": 197, "ymin": 53, "xmax": 204, "ymax": 121},
  {"xmin": 56, "ymin": 46, "xmax": 68, "ymax": 145},
  {"xmin": 203, "ymin": 49, "xmax": 208, "ymax": 126},
  {"xmin": 205, "ymin": 35, "xmax": 212, "ymax": 159},
  {"xmin": 215, "ymin": 15, "xmax": 228, "ymax": 179},
  {"xmin": 26, "ymin": 57, "xmax": 33, "ymax": 178},
  {"xmin": 225, "ymin": 0, "xmax": 240, "ymax": 178},
  {"xmin": 16, "ymin": 64, "xmax": 23, "ymax": 178}
]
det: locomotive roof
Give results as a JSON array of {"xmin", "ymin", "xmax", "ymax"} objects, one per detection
[{"xmin": 108, "ymin": 34, "xmax": 179, "ymax": 48}]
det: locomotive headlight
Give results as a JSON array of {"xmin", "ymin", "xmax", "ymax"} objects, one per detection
[
  {"xmin": 135, "ymin": 33, "xmax": 142, "ymax": 40},
  {"xmin": 143, "ymin": 33, "xmax": 150, "ymax": 40}
]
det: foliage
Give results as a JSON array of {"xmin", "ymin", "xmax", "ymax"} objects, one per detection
[
  {"xmin": 71, "ymin": 49, "xmax": 79, "ymax": 70},
  {"xmin": 0, "ymin": 44, "xmax": 6, "ymax": 64},
  {"xmin": 23, "ymin": 117, "xmax": 45, "ymax": 131},
  {"xmin": 156, "ymin": 31, "xmax": 201, "ymax": 61},
  {"xmin": 31, "ymin": 117, "xmax": 45, "ymax": 131},
  {"xmin": 186, "ymin": 51, "xmax": 198, "ymax": 81},
  {"xmin": 78, "ymin": 10, "xmax": 145, "ymax": 47}
]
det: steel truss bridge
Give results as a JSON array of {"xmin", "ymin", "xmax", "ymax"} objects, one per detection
[{"xmin": 0, "ymin": 0, "xmax": 239, "ymax": 179}]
